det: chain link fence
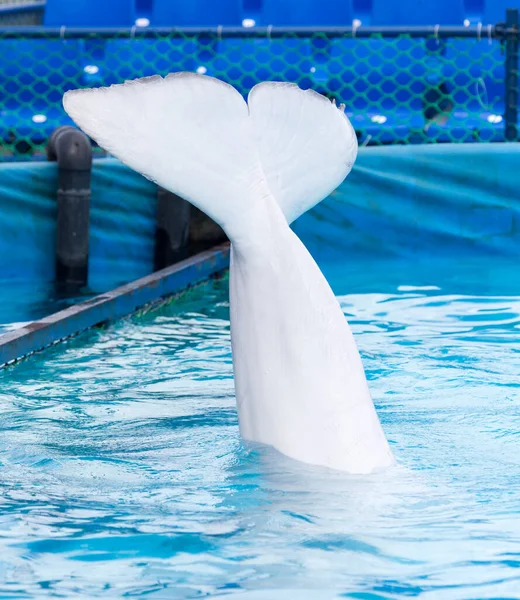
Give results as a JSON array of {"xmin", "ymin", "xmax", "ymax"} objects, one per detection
[{"xmin": 0, "ymin": 25, "xmax": 517, "ymax": 160}]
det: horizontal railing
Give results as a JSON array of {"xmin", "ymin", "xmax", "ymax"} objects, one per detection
[{"xmin": 0, "ymin": 24, "xmax": 510, "ymax": 37}]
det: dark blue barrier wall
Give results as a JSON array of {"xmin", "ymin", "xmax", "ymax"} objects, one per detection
[{"xmin": 0, "ymin": 143, "xmax": 518, "ymax": 292}]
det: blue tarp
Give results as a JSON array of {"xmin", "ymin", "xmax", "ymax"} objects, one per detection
[
  {"xmin": 0, "ymin": 144, "xmax": 518, "ymax": 294},
  {"xmin": 294, "ymin": 143, "xmax": 520, "ymax": 261},
  {"xmin": 0, "ymin": 159, "xmax": 157, "ymax": 290}
]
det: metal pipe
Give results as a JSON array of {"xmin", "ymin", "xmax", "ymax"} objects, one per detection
[
  {"xmin": 505, "ymin": 8, "xmax": 519, "ymax": 142},
  {"xmin": 0, "ymin": 24, "xmax": 506, "ymax": 39},
  {"xmin": 47, "ymin": 126, "xmax": 92, "ymax": 289}
]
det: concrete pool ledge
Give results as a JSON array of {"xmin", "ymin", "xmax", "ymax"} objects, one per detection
[{"xmin": 0, "ymin": 243, "xmax": 230, "ymax": 368}]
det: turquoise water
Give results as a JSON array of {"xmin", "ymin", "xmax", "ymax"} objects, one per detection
[{"xmin": 1, "ymin": 257, "xmax": 519, "ymax": 598}]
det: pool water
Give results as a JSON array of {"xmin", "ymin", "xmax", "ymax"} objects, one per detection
[{"xmin": 0, "ymin": 256, "xmax": 519, "ymax": 598}]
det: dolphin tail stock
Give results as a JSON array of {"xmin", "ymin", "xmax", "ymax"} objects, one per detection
[{"xmin": 62, "ymin": 72, "xmax": 358, "ymax": 237}]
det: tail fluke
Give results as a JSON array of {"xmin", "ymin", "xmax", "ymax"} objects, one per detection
[
  {"xmin": 249, "ymin": 82, "xmax": 357, "ymax": 224},
  {"xmin": 63, "ymin": 73, "xmax": 357, "ymax": 238},
  {"xmin": 64, "ymin": 73, "xmax": 260, "ymax": 241}
]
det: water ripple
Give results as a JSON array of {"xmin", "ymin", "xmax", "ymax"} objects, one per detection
[{"xmin": 0, "ymin": 267, "xmax": 519, "ymax": 598}]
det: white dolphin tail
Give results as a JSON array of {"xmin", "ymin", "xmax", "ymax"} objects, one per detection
[{"xmin": 63, "ymin": 73, "xmax": 394, "ymax": 474}]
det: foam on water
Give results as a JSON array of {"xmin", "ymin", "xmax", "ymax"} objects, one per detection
[{"xmin": 0, "ymin": 257, "xmax": 519, "ymax": 598}]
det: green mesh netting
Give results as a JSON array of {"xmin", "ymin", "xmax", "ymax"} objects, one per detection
[{"xmin": 0, "ymin": 31, "xmax": 509, "ymax": 159}]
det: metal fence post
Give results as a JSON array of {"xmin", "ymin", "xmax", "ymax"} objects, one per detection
[{"xmin": 505, "ymin": 8, "xmax": 519, "ymax": 142}]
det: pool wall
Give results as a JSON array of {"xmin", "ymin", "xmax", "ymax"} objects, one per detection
[
  {"xmin": 0, "ymin": 143, "xmax": 519, "ymax": 291},
  {"xmin": 293, "ymin": 144, "xmax": 520, "ymax": 262},
  {"xmin": 0, "ymin": 243, "xmax": 230, "ymax": 367}
]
